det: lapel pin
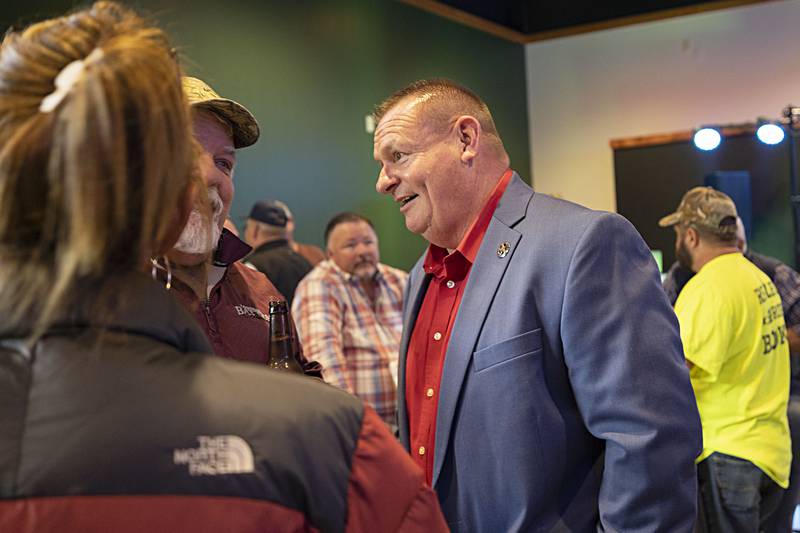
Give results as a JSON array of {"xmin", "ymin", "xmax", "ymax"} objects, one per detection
[{"xmin": 497, "ymin": 242, "xmax": 510, "ymax": 258}]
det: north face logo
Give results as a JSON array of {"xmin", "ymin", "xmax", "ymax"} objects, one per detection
[{"xmin": 174, "ymin": 435, "xmax": 255, "ymax": 476}]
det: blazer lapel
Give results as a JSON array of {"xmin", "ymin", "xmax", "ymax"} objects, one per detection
[
  {"xmin": 397, "ymin": 259, "xmax": 431, "ymax": 448},
  {"xmin": 432, "ymin": 173, "xmax": 532, "ymax": 487}
]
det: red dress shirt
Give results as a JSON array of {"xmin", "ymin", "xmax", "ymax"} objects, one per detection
[{"xmin": 406, "ymin": 169, "xmax": 513, "ymax": 484}]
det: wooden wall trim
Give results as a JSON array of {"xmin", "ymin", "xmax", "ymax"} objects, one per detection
[
  {"xmin": 610, "ymin": 124, "xmax": 756, "ymax": 150},
  {"xmin": 401, "ymin": 0, "xmax": 773, "ymax": 44},
  {"xmin": 400, "ymin": 0, "xmax": 529, "ymax": 44},
  {"xmin": 523, "ymin": 0, "xmax": 772, "ymax": 43}
]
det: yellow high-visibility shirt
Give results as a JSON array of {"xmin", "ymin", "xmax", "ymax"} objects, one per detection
[{"xmin": 675, "ymin": 252, "xmax": 791, "ymax": 487}]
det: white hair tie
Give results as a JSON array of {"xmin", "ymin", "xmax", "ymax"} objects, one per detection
[{"xmin": 39, "ymin": 49, "xmax": 104, "ymax": 113}]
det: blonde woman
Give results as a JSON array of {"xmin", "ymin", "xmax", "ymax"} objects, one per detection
[{"xmin": 0, "ymin": 3, "xmax": 446, "ymax": 532}]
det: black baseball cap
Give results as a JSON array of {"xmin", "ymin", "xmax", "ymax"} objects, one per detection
[{"xmin": 249, "ymin": 199, "xmax": 288, "ymax": 227}]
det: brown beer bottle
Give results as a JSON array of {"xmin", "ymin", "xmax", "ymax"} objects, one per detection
[{"xmin": 266, "ymin": 300, "xmax": 303, "ymax": 373}]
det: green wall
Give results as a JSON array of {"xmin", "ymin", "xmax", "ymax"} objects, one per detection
[{"xmin": 2, "ymin": 0, "xmax": 529, "ymax": 271}]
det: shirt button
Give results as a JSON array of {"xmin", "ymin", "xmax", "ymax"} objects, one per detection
[
  {"xmin": 433, "ymin": 332, "xmax": 442, "ymax": 341},
  {"xmin": 426, "ymin": 388, "xmax": 434, "ymax": 398},
  {"xmin": 446, "ymin": 280, "xmax": 455, "ymax": 289},
  {"xmin": 418, "ymin": 446, "xmax": 426, "ymax": 456}
]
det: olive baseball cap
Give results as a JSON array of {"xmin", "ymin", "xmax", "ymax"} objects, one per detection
[
  {"xmin": 658, "ymin": 186, "xmax": 738, "ymax": 235},
  {"xmin": 182, "ymin": 77, "xmax": 260, "ymax": 149}
]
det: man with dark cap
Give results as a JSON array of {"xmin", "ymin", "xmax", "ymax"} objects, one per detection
[
  {"xmin": 167, "ymin": 77, "xmax": 319, "ymax": 374},
  {"xmin": 270, "ymin": 199, "xmax": 327, "ymax": 266},
  {"xmin": 244, "ymin": 199, "xmax": 313, "ymax": 305},
  {"xmin": 660, "ymin": 186, "xmax": 791, "ymax": 531}
]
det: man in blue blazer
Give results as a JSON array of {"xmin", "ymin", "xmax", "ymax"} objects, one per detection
[{"xmin": 372, "ymin": 78, "xmax": 702, "ymax": 532}]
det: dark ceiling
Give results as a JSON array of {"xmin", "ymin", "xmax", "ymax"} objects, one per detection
[{"xmin": 415, "ymin": 0, "xmax": 767, "ymax": 42}]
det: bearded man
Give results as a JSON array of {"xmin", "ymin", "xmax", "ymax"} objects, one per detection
[
  {"xmin": 661, "ymin": 187, "xmax": 790, "ymax": 531},
  {"xmin": 292, "ymin": 213, "xmax": 407, "ymax": 428},
  {"xmin": 168, "ymin": 77, "xmax": 320, "ymax": 374}
]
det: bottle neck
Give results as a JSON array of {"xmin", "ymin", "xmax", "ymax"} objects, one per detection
[
  {"xmin": 267, "ymin": 300, "xmax": 302, "ymax": 373},
  {"xmin": 270, "ymin": 312, "xmax": 291, "ymax": 338}
]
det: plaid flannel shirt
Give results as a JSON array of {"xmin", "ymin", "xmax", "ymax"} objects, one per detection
[
  {"xmin": 773, "ymin": 262, "xmax": 800, "ymax": 332},
  {"xmin": 292, "ymin": 260, "xmax": 407, "ymax": 427}
]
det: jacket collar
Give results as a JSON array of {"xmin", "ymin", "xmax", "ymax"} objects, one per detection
[
  {"xmin": 213, "ymin": 229, "xmax": 252, "ymax": 266},
  {"xmin": 430, "ymin": 172, "xmax": 531, "ymax": 486},
  {"xmin": 0, "ymin": 271, "xmax": 213, "ymax": 354},
  {"xmin": 251, "ymin": 238, "xmax": 290, "ymax": 255},
  {"xmin": 398, "ymin": 171, "xmax": 534, "ymax": 485}
]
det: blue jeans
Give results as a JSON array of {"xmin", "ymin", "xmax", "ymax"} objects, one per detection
[
  {"xmin": 762, "ymin": 394, "xmax": 800, "ymax": 532},
  {"xmin": 697, "ymin": 452, "xmax": 784, "ymax": 532}
]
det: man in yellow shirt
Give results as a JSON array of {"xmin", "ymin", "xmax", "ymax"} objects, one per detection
[{"xmin": 660, "ymin": 187, "xmax": 791, "ymax": 532}]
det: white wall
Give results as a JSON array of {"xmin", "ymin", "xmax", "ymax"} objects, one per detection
[{"xmin": 525, "ymin": 0, "xmax": 800, "ymax": 212}]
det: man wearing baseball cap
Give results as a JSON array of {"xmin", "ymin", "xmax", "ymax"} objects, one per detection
[
  {"xmin": 167, "ymin": 77, "xmax": 319, "ymax": 374},
  {"xmin": 243, "ymin": 199, "xmax": 313, "ymax": 306},
  {"xmin": 273, "ymin": 199, "xmax": 327, "ymax": 266},
  {"xmin": 660, "ymin": 186, "xmax": 791, "ymax": 530}
]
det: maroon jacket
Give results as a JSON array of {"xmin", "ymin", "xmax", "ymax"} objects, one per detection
[
  {"xmin": 0, "ymin": 273, "xmax": 448, "ymax": 532},
  {"xmin": 171, "ymin": 230, "xmax": 321, "ymax": 376}
]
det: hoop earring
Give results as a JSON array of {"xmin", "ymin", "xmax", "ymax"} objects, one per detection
[{"xmin": 150, "ymin": 256, "xmax": 172, "ymax": 290}]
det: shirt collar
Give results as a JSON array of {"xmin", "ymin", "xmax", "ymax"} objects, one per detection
[
  {"xmin": 251, "ymin": 239, "xmax": 290, "ymax": 254},
  {"xmin": 423, "ymin": 168, "xmax": 513, "ymax": 281},
  {"xmin": 328, "ymin": 259, "xmax": 384, "ymax": 285}
]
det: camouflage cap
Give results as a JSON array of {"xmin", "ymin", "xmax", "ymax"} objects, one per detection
[
  {"xmin": 182, "ymin": 77, "xmax": 260, "ymax": 149},
  {"xmin": 658, "ymin": 186, "xmax": 738, "ymax": 235}
]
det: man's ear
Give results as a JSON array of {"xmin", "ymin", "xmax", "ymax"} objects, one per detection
[
  {"xmin": 686, "ymin": 227, "xmax": 700, "ymax": 248},
  {"xmin": 454, "ymin": 115, "xmax": 480, "ymax": 165}
]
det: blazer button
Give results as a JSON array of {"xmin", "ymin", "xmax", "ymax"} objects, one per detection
[{"xmin": 418, "ymin": 446, "xmax": 426, "ymax": 456}]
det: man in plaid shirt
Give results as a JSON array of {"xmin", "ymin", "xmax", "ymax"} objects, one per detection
[{"xmin": 293, "ymin": 213, "xmax": 408, "ymax": 429}]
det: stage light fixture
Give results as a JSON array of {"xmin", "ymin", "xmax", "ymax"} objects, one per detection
[
  {"xmin": 756, "ymin": 123, "xmax": 785, "ymax": 145},
  {"xmin": 693, "ymin": 128, "xmax": 721, "ymax": 151},
  {"xmin": 686, "ymin": 105, "xmax": 800, "ymax": 264}
]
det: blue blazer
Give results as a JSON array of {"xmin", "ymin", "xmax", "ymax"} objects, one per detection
[{"xmin": 398, "ymin": 174, "xmax": 702, "ymax": 532}]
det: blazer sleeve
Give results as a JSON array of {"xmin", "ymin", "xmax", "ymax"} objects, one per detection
[
  {"xmin": 559, "ymin": 212, "xmax": 702, "ymax": 532},
  {"xmin": 345, "ymin": 406, "xmax": 448, "ymax": 532}
]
